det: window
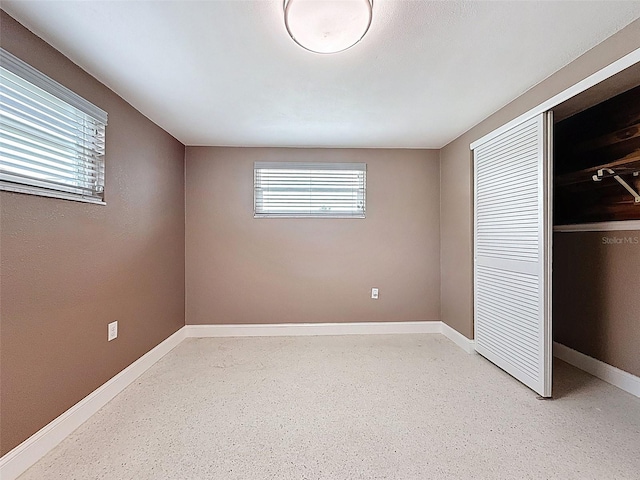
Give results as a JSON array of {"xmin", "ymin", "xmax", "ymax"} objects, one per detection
[
  {"xmin": 0, "ymin": 48, "xmax": 108, "ymax": 204},
  {"xmin": 254, "ymin": 162, "xmax": 366, "ymax": 218}
]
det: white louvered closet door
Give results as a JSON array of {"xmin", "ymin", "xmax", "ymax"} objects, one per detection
[{"xmin": 473, "ymin": 112, "xmax": 553, "ymax": 397}]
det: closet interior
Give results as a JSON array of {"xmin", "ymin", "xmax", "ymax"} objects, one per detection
[{"xmin": 551, "ymin": 62, "xmax": 640, "ymax": 381}]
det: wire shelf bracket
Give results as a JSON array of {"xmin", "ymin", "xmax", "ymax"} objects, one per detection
[{"xmin": 592, "ymin": 168, "xmax": 640, "ymax": 204}]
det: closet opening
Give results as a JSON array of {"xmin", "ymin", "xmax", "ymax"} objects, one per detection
[{"xmin": 551, "ymin": 61, "xmax": 640, "ymax": 392}]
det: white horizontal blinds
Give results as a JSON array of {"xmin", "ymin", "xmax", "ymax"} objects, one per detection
[
  {"xmin": 474, "ymin": 113, "xmax": 552, "ymax": 397},
  {"xmin": 254, "ymin": 162, "xmax": 366, "ymax": 218},
  {"xmin": 0, "ymin": 48, "xmax": 107, "ymax": 202}
]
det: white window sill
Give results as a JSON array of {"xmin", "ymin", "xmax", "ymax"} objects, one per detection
[{"xmin": 0, "ymin": 183, "xmax": 106, "ymax": 205}]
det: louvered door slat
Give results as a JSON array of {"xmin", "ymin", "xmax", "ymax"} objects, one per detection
[{"xmin": 473, "ymin": 113, "xmax": 553, "ymax": 397}]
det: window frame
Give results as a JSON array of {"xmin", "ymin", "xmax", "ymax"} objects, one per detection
[
  {"xmin": 0, "ymin": 48, "xmax": 108, "ymax": 205},
  {"xmin": 253, "ymin": 162, "xmax": 367, "ymax": 219}
]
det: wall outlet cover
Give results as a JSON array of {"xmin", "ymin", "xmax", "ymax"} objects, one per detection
[{"xmin": 108, "ymin": 321, "xmax": 118, "ymax": 341}]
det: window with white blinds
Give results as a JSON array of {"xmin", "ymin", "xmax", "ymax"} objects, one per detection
[
  {"xmin": 254, "ymin": 162, "xmax": 366, "ymax": 218},
  {"xmin": 0, "ymin": 48, "xmax": 108, "ymax": 204}
]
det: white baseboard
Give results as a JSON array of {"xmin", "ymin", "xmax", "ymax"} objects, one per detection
[
  {"xmin": 185, "ymin": 321, "xmax": 441, "ymax": 338},
  {"xmin": 0, "ymin": 327, "xmax": 186, "ymax": 480},
  {"xmin": 440, "ymin": 322, "xmax": 476, "ymax": 354},
  {"xmin": 553, "ymin": 342, "xmax": 640, "ymax": 398}
]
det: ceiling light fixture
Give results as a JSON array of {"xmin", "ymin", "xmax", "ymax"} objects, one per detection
[{"xmin": 284, "ymin": 0, "xmax": 373, "ymax": 54}]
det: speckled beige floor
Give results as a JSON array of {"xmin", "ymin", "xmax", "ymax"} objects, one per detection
[{"xmin": 19, "ymin": 335, "xmax": 640, "ymax": 479}]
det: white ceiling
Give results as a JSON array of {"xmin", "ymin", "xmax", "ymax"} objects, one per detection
[{"xmin": 3, "ymin": 1, "xmax": 640, "ymax": 148}]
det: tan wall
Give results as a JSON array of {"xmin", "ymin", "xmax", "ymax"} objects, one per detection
[
  {"xmin": 553, "ymin": 231, "xmax": 640, "ymax": 377},
  {"xmin": 440, "ymin": 19, "xmax": 640, "ymax": 340},
  {"xmin": 439, "ymin": 142, "xmax": 474, "ymax": 338},
  {"xmin": 0, "ymin": 12, "xmax": 186, "ymax": 454},
  {"xmin": 186, "ymin": 147, "xmax": 440, "ymax": 325}
]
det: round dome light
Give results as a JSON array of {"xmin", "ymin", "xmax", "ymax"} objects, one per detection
[{"xmin": 284, "ymin": 0, "xmax": 373, "ymax": 54}]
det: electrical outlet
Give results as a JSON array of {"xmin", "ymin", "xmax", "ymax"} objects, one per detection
[
  {"xmin": 108, "ymin": 321, "xmax": 118, "ymax": 341},
  {"xmin": 371, "ymin": 288, "xmax": 379, "ymax": 299}
]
